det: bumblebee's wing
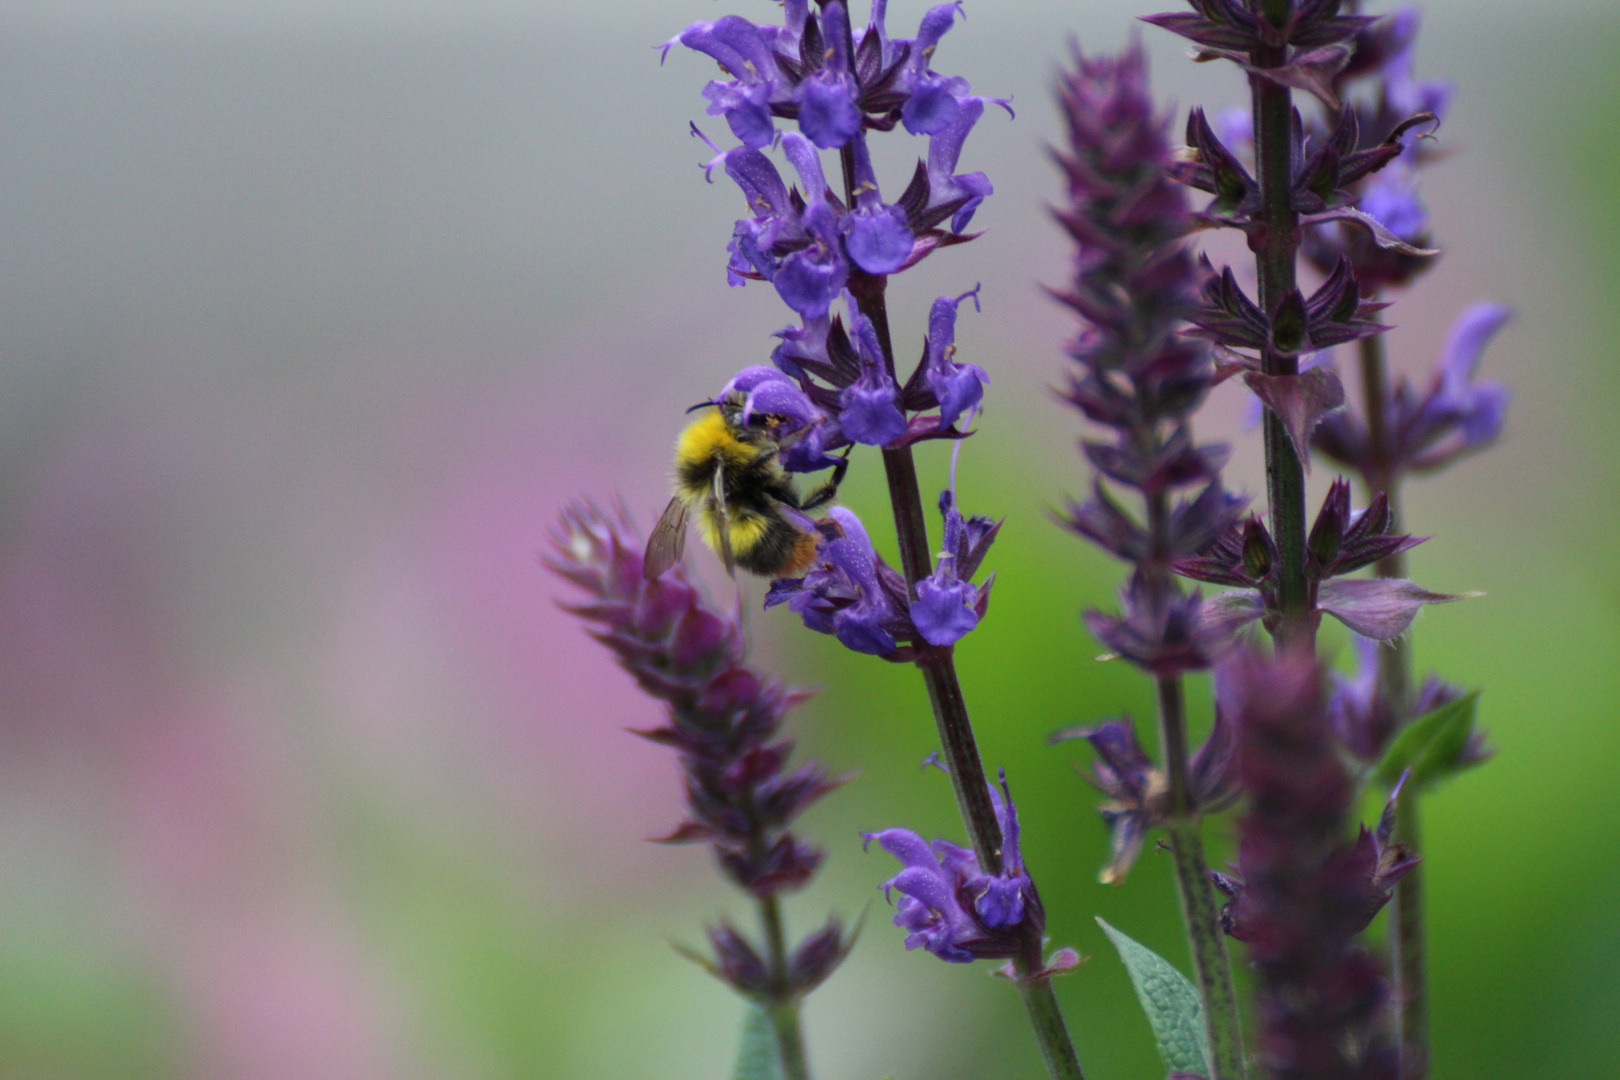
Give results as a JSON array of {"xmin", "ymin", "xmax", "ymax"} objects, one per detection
[
  {"xmin": 643, "ymin": 496, "xmax": 689, "ymax": 580},
  {"xmin": 712, "ymin": 463, "xmax": 736, "ymax": 578}
]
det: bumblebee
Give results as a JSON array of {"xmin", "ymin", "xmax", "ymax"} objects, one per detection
[{"xmin": 644, "ymin": 392, "xmax": 848, "ymax": 581}]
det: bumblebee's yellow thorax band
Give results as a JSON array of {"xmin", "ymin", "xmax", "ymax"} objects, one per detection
[{"xmin": 675, "ymin": 411, "xmax": 761, "ymax": 492}]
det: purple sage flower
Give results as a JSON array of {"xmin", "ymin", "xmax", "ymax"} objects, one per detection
[
  {"xmin": 913, "ymin": 489, "xmax": 999, "ymax": 647},
  {"xmin": 767, "ymin": 491, "xmax": 997, "ymax": 657},
  {"xmin": 863, "ymin": 769, "xmax": 1040, "ymax": 964},
  {"xmin": 919, "ymin": 286, "xmax": 989, "ymax": 429},
  {"xmin": 1051, "ymin": 710, "xmax": 1236, "ymax": 883},
  {"xmin": 1314, "ymin": 302, "xmax": 1512, "ymax": 480}
]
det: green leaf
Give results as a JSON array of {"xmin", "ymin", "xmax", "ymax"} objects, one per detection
[
  {"xmin": 732, "ymin": 1004, "xmax": 784, "ymax": 1080},
  {"xmin": 1096, "ymin": 918, "xmax": 1212, "ymax": 1079},
  {"xmin": 1372, "ymin": 691, "xmax": 1481, "ymax": 790}
]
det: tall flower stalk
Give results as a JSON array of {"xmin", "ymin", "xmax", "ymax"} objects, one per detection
[
  {"xmin": 662, "ymin": 3, "xmax": 1085, "ymax": 1077},
  {"xmin": 1131, "ymin": 2, "xmax": 1507, "ymax": 1078},
  {"xmin": 1299, "ymin": 12, "xmax": 1509, "ymax": 1073},
  {"xmin": 1049, "ymin": 44, "xmax": 1248, "ymax": 1080},
  {"xmin": 547, "ymin": 503, "xmax": 853, "ymax": 1080}
]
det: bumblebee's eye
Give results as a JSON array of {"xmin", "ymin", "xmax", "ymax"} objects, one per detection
[{"xmin": 746, "ymin": 412, "xmax": 772, "ymax": 429}]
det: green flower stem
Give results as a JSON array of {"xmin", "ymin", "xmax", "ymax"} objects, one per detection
[
  {"xmin": 1157, "ymin": 676, "xmax": 1247, "ymax": 1080},
  {"xmin": 1357, "ymin": 330, "xmax": 1426, "ymax": 1080},
  {"xmin": 758, "ymin": 893, "xmax": 813, "ymax": 1080},
  {"xmin": 1249, "ymin": 50, "xmax": 1315, "ymax": 654},
  {"xmin": 1018, "ymin": 978, "xmax": 1088, "ymax": 1080},
  {"xmin": 1141, "ymin": 477, "xmax": 1247, "ymax": 1080}
]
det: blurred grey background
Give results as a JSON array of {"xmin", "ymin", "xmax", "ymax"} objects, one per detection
[{"xmin": 0, "ymin": 1, "xmax": 1615, "ymax": 1077}]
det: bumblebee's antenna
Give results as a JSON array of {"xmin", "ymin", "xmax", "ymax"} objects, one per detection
[{"xmin": 684, "ymin": 400, "xmax": 717, "ymax": 414}]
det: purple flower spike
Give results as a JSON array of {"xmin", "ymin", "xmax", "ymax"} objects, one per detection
[
  {"xmin": 863, "ymin": 767, "xmax": 1040, "ymax": 964},
  {"xmin": 922, "ymin": 286, "xmax": 990, "ymax": 428},
  {"xmin": 1222, "ymin": 648, "xmax": 1405, "ymax": 1078},
  {"xmin": 547, "ymin": 502, "xmax": 843, "ymax": 903}
]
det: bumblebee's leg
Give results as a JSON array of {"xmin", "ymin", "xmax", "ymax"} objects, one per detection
[{"xmin": 797, "ymin": 447, "xmax": 851, "ymax": 511}]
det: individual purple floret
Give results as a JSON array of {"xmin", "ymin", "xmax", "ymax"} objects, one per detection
[
  {"xmin": 1219, "ymin": 648, "xmax": 1417, "ymax": 1080},
  {"xmin": 1050, "ymin": 711, "xmax": 1236, "ymax": 883},
  {"xmin": 863, "ymin": 769, "xmax": 1044, "ymax": 965},
  {"xmin": 913, "ymin": 489, "xmax": 999, "ymax": 647},
  {"xmin": 1314, "ymin": 302, "xmax": 1512, "ymax": 482},
  {"xmin": 918, "ymin": 287, "xmax": 989, "ymax": 430},
  {"xmin": 545, "ymin": 501, "xmax": 854, "ymax": 1000},
  {"xmin": 765, "ymin": 493, "xmax": 997, "ymax": 657}
]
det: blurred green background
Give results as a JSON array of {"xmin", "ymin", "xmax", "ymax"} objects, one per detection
[{"xmin": 0, "ymin": 0, "xmax": 1613, "ymax": 1077}]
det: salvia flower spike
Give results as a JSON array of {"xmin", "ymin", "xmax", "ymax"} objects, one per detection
[{"xmin": 546, "ymin": 501, "xmax": 850, "ymax": 1080}]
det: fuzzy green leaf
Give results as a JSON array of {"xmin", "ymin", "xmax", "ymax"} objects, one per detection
[
  {"xmin": 1373, "ymin": 691, "xmax": 1481, "ymax": 789},
  {"xmin": 1096, "ymin": 917, "xmax": 1212, "ymax": 1078},
  {"xmin": 732, "ymin": 1005, "xmax": 783, "ymax": 1080}
]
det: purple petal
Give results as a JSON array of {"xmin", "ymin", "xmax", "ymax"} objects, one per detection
[
  {"xmin": 913, "ymin": 575, "xmax": 979, "ymax": 645},
  {"xmin": 1439, "ymin": 302, "xmax": 1514, "ymax": 394},
  {"xmin": 798, "ymin": 74, "xmax": 862, "ymax": 149},
  {"xmin": 885, "ymin": 866, "xmax": 961, "ymax": 917},
  {"xmin": 974, "ymin": 875, "xmax": 1025, "ymax": 928},
  {"xmin": 827, "ymin": 506, "xmax": 874, "ymax": 554},
  {"xmin": 847, "ymin": 204, "xmax": 915, "ymax": 274},
  {"xmin": 780, "ymin": 133, "xmax": 831, "ymax": 205},
  {"xmin": 678, "ymin": 17, "xmax": 778, "ymax": 87},
  {"xmin": 926, "ymin": 98, "xmax": 975, "ymax": 180},
  {"xmin": 930, "ymin": 838, "xmax": 979, "ymax": 880},
  {"xmin": 1458, "ymin": 382, "xmax": 1509, "ymax": 446},
  {"xmin": 1359, "ymin": 168, "xmax": 1427, "ymax": 240},
  {"xmin": 719, "ymin": 147, "xmax": 790, "ymax": 215},
  {"xmin": 702, "ymin": 81, "xmax": 776, "ymax": 149},
  {"xmin": 744, "ymin": 380, "xmax": 823, "ymax": 428},
  {"xmin": 902, "ymin": 77, "xmax": 963, "ymax": 135},
  {"xmin": 722, "ymin": 365, "xmax": 792, "ymax": 395},
  {"xmin": 916, "ymin": 3, "xmax": 962, "ymax": 49},
  {"xmin": 1316, "ymin": 577, "xmax": 1462, "ymax": 640},
  {"xmin": 774, "ymin": 248, "xmax": 847, "ymax": 320},
  {"xmin": 866, "ymin": 826, "xmax": 939, "ymax": 873},
  {"xmin": 771, "ymin": 314, "xmax": 831, "ymax": 378},
  {"xmin": 839, "ymin": 379, "xmax": 908, "ymax": 446},
  {"xmin": 833, "ymin": 611, "xmax": 897, "ymax": 655}
]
